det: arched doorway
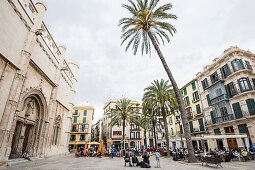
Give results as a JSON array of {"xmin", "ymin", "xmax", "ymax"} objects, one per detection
[{"xmin": 9, "ymin": 92, "xmax": 46, "ymax": 159}]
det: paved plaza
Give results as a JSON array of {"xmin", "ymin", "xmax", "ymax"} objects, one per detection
[{"xmin": 1, "ymin": 154, "xmax": 255, "ymax": 170}]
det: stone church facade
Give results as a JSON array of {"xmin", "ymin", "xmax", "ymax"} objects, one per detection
[{"xmin": 0, "ymin": 0, "xmax": 79, "ymax": 164}]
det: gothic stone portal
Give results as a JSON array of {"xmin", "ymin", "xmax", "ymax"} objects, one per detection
[{"xmin": 9, "ymin": 95, "xmax": 45, "ymax": 159}]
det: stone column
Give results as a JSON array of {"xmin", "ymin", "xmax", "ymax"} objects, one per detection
[{"xmin": 0, "ymin": 1, "xmax": 47, "ymax": 162}]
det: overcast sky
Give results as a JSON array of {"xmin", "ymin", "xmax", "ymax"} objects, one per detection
[{"xmin": 44, "ymin": 0, "xmax": 255, "ymax": 123}]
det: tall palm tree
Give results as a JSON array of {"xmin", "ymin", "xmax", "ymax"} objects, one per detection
[
  {"xmin": 119, "ymin": 0, "xmax": 196, "ymax": 162},
  {"xmin": 107, "ymin": 98, "xmax": 139, "ymax": 150},
  {"xmin": 143, "ymin": 79, "xmax": 173, "ymax": 156},
  {"xmin": 141, "ymin": 100, "xmax": 158, "ymax": 148}
]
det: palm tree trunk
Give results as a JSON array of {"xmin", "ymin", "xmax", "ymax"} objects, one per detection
[
  {"xmin": 148, "ymin": 31, "xmax": 197, "ymax": 163},
  {"xmin": 152, "ymin": 120, "xmax": 157, "ymax": 149},
  {"xmin": 123, "ymin": 119, "xmax": 126, "ymax": 150},
  {"xmin": 162, "ymin": 105, "xmax": 170, "ymax": 156},
  {"xmin": 144, "ymin": 129, "xmax": 147, "ymax": 147}
]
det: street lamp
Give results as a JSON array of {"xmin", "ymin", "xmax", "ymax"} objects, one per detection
[{"xmin": 176, "ymin": 115, "xmax": 183, "ymax": 149}]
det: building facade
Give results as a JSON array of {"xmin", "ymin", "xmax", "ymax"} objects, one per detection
[
  {"xmin": 179, "ymin": 79, "xmax": 207, "ymax": 149},
  {"xmin": 0, "ymin": 0, "xmax": 79, "ymax": 164},
  {"xmin": 196, "ymin": 46, "xmax": 255, "ymax": 150},
  {"xmin": 69, "ymin": 106, "xmax": 94, "ymax": 150},
  {"xmin": 102, "ymin": 100, "xmax": 144, "ymax": 150}
]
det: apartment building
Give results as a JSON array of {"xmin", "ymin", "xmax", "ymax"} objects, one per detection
[
  {"xmin": 196, "ymin": 46, "xmax": 255, "ymax": 150},
  {"xmin": 102, "ymin": 100, "xmax": 144, "ymax": 150},
  {"xmin": 69, "ymin": 106, "xmax": 94, "ymax": 150}
]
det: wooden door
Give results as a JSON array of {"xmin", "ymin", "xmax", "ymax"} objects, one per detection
[{"xmin": 22, "ymin": 125, "xmax": 32, "ymax": 154}]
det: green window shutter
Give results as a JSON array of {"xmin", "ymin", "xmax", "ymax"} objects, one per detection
[
  {"xmin": 75, "ymin": 110, "xmax": 78, "ymax": 115},
  {"xmin": 198, "ymin": 118, "xmax": 205, "ymax": 131},
  {"xmin": 231, "ymin": 61, "xmax": 236, "ymax": 72},
  {"xmin": 192, "ymin": 82, "xmax": 196, "ymax": 90},
  {"xmin": 238, "ymin": 124, "xmax": 249, "ymax": 134},
  {"xmin": 206, "ymin": 94, "xmax": 211, "ymax": 106},
  {"xmin": 232, "ymin": 102, "xmax": 243, "ymax": 119},
  {"xmin": 74, "ymin": 117, "xmax": 77, "ymax": 123},
  {"xmin": 246, "ymin": 99, "xmax": 255, "ymax": 115},
  {"xmin": 84, "ymin": 110, "xmax": 87, "ymax": 116},
  {"xmin": 193, "ymin": 93, "xmax": 195, "ymax": 101},
  {"xmin": 239, "ymin": 59, "xmax": 245, "ymax": 69},
  {"xmin": 187, "ymin": 96, "xmax": 189, "ymax": 104},
  {"xmin": 196, "ymin": 104, "xmax": 201, "ymax": 114},
  {"xmin": 220, "ymin": 67, "xmax": 225, "ymax": 79},
  {"xmin": 226, "ymin": 64, "xmax": 231, "ymax": 75},
  {"xmin": 246, "ymin": 78, "xmax": 252, "ymax": 90},
  {"xmin": 202, "ymin": 81, "xmax": 205, "ymax": 90},
  {"xmin": 237, "ymin": 79, "xmax": 243, "ymax": 92},
  {"xmin": 189, "ymin": 121, "xmax": 194, "ymax": 133},
  {"xmin": 83, "ymin": 117, "xmax": 86, "ymax": 123},
  {"xmin": 225, "ymin": 85, "xmax": 230, "ymax": 98},
  {"xmin": 196, "ymin": 91, "xmax": 199, "ymax": 100},
  {"xmin": 210, "ymin": 111, "xmax": 216, "ymax": 124}
]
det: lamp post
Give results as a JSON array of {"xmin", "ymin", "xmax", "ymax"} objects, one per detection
[{"xmin": 176, "ymin": 115, "xmax": 183, "ymax": 149}]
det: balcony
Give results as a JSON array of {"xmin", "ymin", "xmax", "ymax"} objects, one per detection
[
  {"xmin": 187, "ymin": 112, "xmax": 193, "ymax": 119},
  {"xmin": 214, "ymin": 114, "xmax": 234, "ymax": 124},
  {"xmin": 210, "ymin": 94, "xmax": 229, "ymax": 105},
  {"xmin": 205, "ymin": 78, "xmax": 224, "ymax": 90}
]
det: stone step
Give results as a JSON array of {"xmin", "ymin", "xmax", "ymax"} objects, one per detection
[{"xmin": 7, "ymin": 157, "xmax": 43, "ymax": 167}]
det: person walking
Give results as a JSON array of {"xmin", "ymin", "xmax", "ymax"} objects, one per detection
[
  {"xmin": 111, "ymin": 148, "xmax": 114, "ymax": 158},
  {"xmin": 155, "ymin": 150, "xmax": 160, "ymax": 168}
]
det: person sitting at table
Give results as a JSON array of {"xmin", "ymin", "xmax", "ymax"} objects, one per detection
[
  {"xmin": 225, "ymin": 149, "xmax": 234, "ymax": 162},
  {"xmin": 241, "ymin": 148, "xmax": 248, "ymax": 162}
]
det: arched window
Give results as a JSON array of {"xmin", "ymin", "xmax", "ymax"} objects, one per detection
[
  {"xmin": 52, "ymin": 115, "xmax": 61, "ymax": 145},
  {"xmin": 231, "ymin": 59, "xmax": 244, "ymax": 72}
]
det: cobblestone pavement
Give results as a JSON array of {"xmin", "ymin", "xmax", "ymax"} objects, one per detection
[{"xmin": 1, "ymin": 154, "xmax": 255, "ymax": 170}]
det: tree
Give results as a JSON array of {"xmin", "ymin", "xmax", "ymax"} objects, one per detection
[
  {"xmin": 107, "ymin": 98, "xmax": 139, "ymax": 150},
  {"xmin": 141, "ymin": 99, "xmax": 159, "ymax": 148},
  {"xmin": 143, "ymin": 79, "xmax": 174, "ymax": 156},
  {"xmin": 119, "ymin": 0, "xmax": 196, "ymax": 162}
]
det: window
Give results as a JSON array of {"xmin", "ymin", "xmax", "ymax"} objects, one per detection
[
  {"xmin": 196, "ymin": 104, "xmax": 201, "ymax": 114},
  {"xmin": 193, "ymin": 91, "xmax": 199, "ymax": 101},
  {"xmin": 130, "ymin": 132, "xmax": 135, "ymax": 139},
  {"xmin": 84, "ymin": 110, "xmax": 87, "ymax": 116},
  {"xmin": 198, "ymin": 118, "xmax": 205, "ymax": 131},
  {"xmin": 73, "ymin": 117, "xmax": 77, "ymax": 123},
  {"xmin": 232, "ymin": 102, "xmax": 243, "ymax": 119},
  {"xmin": 71, "ymin": 125, "xmax": 77, "ymax": 132},
  {"xmin": 149, "ymin": 131, "xmax": 153, "ymax": 137},
  {"xmin": 70, "ymin": 135, "xmax": 76, "ymax": 141},
  {"xmin": 245, "ymin": 60, "xmax": 252, "ymax": 70},
  {"xmin": 136, "ymin": 132, "xmax": 140, "ymax": 139},
  {"xmin": 210, "ymin": 71, "xmax": 219, "ymax": 84},
  {"xmin": 74, "ymin": 110, "xmax": 78, "ymax": 115},
  {"xmin": 220, "ymin": 107, "xmax": 228, "ymax": 117},
  {"xmin": 246, "ymin": 99, "xmax": 255, "ymax": 116},
  {"xmin": 52, "ymin": 126, "xmax": 59, "ymax": 145},
  {"xmin": 130, "ymin": 124, "xmax": 135, "ymax": 130},
  {"xmin": 80, "ymin": 135, "xmax": 85, "ymax": 141},
  {"xmin": 202, "ymin": 78, "xmax": 209, "ymax": 90},
  {"xmin": 231, "ymin": 59, "xmax": 244, "ymax": 72},
  {"xmin": 171, "ymin": 128, "xmax": 174, "ymax": 135},
  {"xmin": 192, "ymin": 82, "xmax": 196, "ymax": 90},
  {"xmin": 238, "ymin": 124, "xmax": 249, "ymax": 134},
  {"xmin": 183, "ymin": 88, "xmax": 187, "ymax": 96},
  {"xmin": 220, "ymin": 64, "xmax": 231, "ymax": 79},
  {"xmin": 215, "ymin": 88, "xmax": 222, "ymax": 96},
  {"xmin": 214, "ymin": 128, "xmax": 221, "ymax": 135},
  {"xmin": 189, "ymin": 121, "xmax": 194, "ymax": 133},
  {"xmin": 169, "ymin": 117, "xmax": 173, "ymax": 124},
  {"xmin": 225, "ymin": 82, "xmax": 237, "ymax": 98},
  {"xmin": 83, "ymin": 117, "xmax": 86, "ymax": 123},
  {"xmin": 184, "ymin": 96, "xmax": 190, "ymax": 106},
  {"xmin": 206, "ymin": 94, "xmax": 212, "ymax": 106},
  {"xmin": 238, "ymin": 78, "xmax": 252, "ymax": 92},
  {"xmin": 113, "ymin": 131, "xmax": 122, "ymax": 135},
  {"xmin": 136, "ymin": 125, "xmax": 140, "ymax": 130},
  {"xmin": 252, "ymin": 78, "xmax": 255, "ymax": 87}
]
